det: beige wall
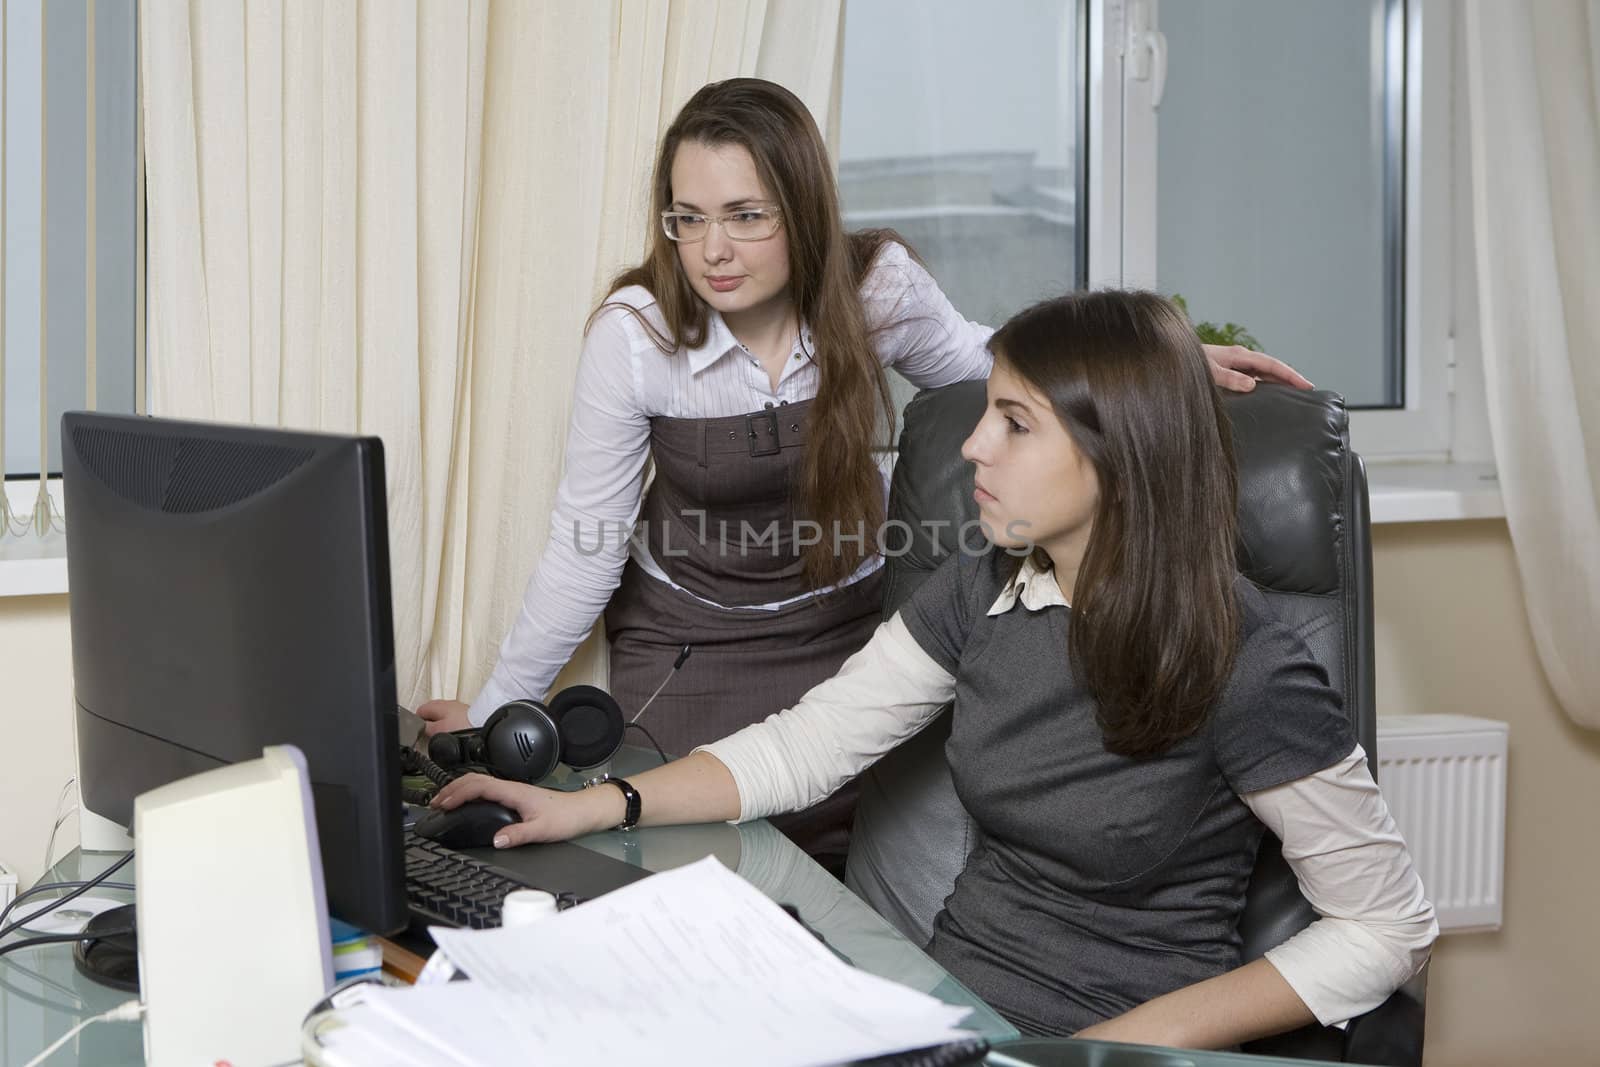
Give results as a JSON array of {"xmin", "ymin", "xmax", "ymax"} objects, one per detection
[
  {"xmin": 3, "ymin": 520, "xmax": 1595, "ymax": 1060},
  {"xmin": 0, "ymin": 594, "xmax": 77, "ymax": 890},
  {"xmin": 1374, "ymin": 520, "xmax": 1600, "ymax": 1066}
]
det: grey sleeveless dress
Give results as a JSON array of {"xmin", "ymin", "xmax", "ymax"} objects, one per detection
[{"xmin": 603, "ymin": 399, "xmax": 882, "ymax": 869}]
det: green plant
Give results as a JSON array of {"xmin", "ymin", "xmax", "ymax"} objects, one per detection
[{"xmin": 1171, "ymin": 294, "xmax": 1262, "ymax": 352}]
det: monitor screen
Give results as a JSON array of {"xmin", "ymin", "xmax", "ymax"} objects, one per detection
[{"xmin": 62, "ymin": 411, "xmax": 408, "ymax": 935}]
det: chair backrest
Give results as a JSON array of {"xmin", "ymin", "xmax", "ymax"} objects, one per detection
[{"xmin": 844, "ymin": 380, "xmax": 1378, "ymax": 1051}]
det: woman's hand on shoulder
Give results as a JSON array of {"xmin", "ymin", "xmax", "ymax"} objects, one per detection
[
  {"xmin": 429, "ymin": 772, "xmax": 623, "ymax": 848},
  {"xmin": 1202, "ymin": 343, "xmax": 1314, "ymax": 393},
  {"xmin": 417, "ymin": 699, "xmax": 472, "ymax": 736}
]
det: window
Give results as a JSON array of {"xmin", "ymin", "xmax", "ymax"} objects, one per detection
[
  {"xmin": 3, "ymin": 0, "xmax": 141, "ymax": 486},
  {"xmin": 840, "ymin": 0, "xmax": 1472, "ymax": 462},
  {"xmin": 1114, "ymin": 0, "xmax": 1462, "ymax": 458},
  {"xmin": 839, "ymin": 0, "xmax": 1086, "ymax": 413},
  {"xmin": 1148, "ymin": 0, "xmax": 1404, "ymax": 409}
]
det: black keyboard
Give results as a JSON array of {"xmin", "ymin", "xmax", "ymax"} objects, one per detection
[{"xmin": 403, "ymin": 827, "xmax": 581, "ymax": 930}]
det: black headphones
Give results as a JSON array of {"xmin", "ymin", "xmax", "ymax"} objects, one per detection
[{"xmin": 427, "ymin": 685, "xmax": 626, "ymax": 783}]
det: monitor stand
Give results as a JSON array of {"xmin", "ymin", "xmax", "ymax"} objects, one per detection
[
  {"xmin": 79, "ymin": 808, "xmax": 136, "ymax": 854},
  {"xmin": 73, "ymin": 904, "xmax": 140, "ymax": 993}
]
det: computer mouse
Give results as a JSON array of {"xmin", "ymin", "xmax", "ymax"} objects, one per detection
[{"xmin": 413, "ymin": 800, "xmax": 522, "ymax": 849}]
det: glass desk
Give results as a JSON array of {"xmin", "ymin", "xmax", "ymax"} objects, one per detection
[
  {"xmin": 554, "ymin": 747, "xmax": 1016, "ymax": 1042},
  {"xmin": 1, "ymin": 848, "xmax": 139, "ymax": 1066},
  {"xmin": 2, "ymin": 749, "xmax": 1345, "ymax": 1066},
  {"xmin": 0, "ymin": 747, "xmax": 1010, "ymax": 1065}
]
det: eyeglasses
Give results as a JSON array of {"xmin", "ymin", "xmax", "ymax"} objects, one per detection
[{"xmin": 660, "ymin": 206, "xmax": 783, "ymax": 243}]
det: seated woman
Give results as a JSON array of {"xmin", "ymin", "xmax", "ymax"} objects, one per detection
[{"xmin": 429, "ymin": 290, "xmax": 1438, "ymax": 1049}]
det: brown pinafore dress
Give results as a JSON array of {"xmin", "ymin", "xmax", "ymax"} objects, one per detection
[{"xmin": 603, "ymin": 399, "xmax": 882, "ymax": 871}]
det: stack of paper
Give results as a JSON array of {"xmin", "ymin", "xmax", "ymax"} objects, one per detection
[{"xmin": 316, "ymin": 856, "xmax": 974, "ymax": 1066}]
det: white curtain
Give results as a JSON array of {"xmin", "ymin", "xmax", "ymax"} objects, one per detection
[
  {"xmin": 1463, "ymin": 1, "xmax": 1600, "ymax": 728},
  {"xmin": 141, "ymin": 0, "xmax": 843, "ymax": 709}
]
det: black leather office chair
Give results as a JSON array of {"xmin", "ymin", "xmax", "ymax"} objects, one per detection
[{"xmin": 844, "ymin": 381, "xmax": 1426, "ymax": 1065}]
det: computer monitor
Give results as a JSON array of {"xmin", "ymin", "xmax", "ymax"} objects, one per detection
[{"xmin": 62, "ymin": 411, "xmax": 408, "ymax": 935}]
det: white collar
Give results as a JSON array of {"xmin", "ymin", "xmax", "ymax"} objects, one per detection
[
  {"xmin": 684, "ymin": 311, "xmax": 815, "ymax": 377},
  {"xmin": 986, "ymin": 555, "xmax": 1071, "ymax": 616}
]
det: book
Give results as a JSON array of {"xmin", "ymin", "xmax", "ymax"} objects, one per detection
[{"xmin": 329, "ymin": 918, "xmax": 382, "ymax": 981}]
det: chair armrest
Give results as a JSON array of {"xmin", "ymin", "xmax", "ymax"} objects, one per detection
[{"xmin": 1341, "ymin": 966, "xmax": 1428, "ymax": 1067}]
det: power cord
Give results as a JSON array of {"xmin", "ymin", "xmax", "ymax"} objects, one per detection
[
  {"xmin": 0, "ymin": 926, "xmax": 137, "ymax": 961},
  {"xmin": 21, "ymin": 999, "xmax": 144, "ymax": 1067},
  {"xmin": 0, "ymin": 850, "xmax": 132, "ymax": 942},
  {"xmin": 0, "ymin": 879, "xmax": 134, "ymax": 931}
]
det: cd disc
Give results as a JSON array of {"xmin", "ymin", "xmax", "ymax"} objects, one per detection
[{"xmin": 15, "ymin": 894, "xmax": 124, "ymax": 935}]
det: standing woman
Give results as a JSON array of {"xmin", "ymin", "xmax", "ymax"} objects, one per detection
[{"xmin": 419, "ymin": 78, "xmax": 1305, "ymax": 869}]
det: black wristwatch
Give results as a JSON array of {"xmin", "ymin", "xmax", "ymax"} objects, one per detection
[{"xmin": 585, "ymin": 775, "xmax": 641, "ymax": 831}]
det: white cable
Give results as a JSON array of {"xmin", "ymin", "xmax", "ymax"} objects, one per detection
[
  {"xmin": 21, "ymin": 1000, "xmax": 144, "ymax": 1067},
  {"xmin": 39, "ymin": 777, "xmax": 79, "ymax": 878},
  {"xmin": 39, "ymin": 806, "xmax": 78, "ymax": 877}
]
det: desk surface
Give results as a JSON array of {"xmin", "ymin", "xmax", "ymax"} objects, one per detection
[
  {"xmin": 2, "ymin": 749, "xmax": 1344, "ymax": 1067},
  {"xmin": 0, "ymin": 747, "xmax": 1012, "ymax": 1065},
  {"xmin": 2, "ymin": 847, "xmax": 138, "ymax": 1066}
]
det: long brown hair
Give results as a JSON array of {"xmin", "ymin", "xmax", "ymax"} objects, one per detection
[
  {"xmin": 600, "ymin": 78, "xmax": 902, "ymax": 589},
  {"xmin": 990, "ymin": 291, "xmax": 1240, "ymax": 758}
]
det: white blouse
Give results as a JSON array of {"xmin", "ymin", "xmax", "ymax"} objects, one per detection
[{"xmin": 468, "ymin": 243, "xmax": 994, "ymax": 724}]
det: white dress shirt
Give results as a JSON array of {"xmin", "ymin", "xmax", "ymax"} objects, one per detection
[
  {"xmin": 700, "ymin": 559, "xmax": 1437, "ymax": 1028},
  {"xmin": 468, "ymin": 243, "xmax": 994, "ymax": 724}
]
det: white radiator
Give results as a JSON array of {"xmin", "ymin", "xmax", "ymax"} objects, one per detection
[{"xmin": 1376, "ymin": 714, "xmax": 1508, "ymax": 933}]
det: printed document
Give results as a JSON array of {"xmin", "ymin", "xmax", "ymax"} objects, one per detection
[{"xmin": 319, "ymin": 856, "xmax": 974, "ymax": 1066}]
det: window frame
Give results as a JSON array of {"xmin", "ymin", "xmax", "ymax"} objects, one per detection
[
  {"xmin": 1098, "ymin": 0, "xmax": 1468, "ymax": 461},
  {"xmin": 0, "ymin": 1, "xmax": 142, "ymax": 593},
  {"xmin": 2, "ymin": 0, "xmax": 144, "ymax": 488}
]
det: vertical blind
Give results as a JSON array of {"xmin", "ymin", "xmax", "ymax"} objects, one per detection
[{"xmin": 1, "ymin": 0, "xmax": 142, "ymax": 539}]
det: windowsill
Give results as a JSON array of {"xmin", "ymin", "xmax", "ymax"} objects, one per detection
[
  {"xmin": 1367, "ymin": 461, "xmax": 1504, "ymax": 524},
  {"xmin": 1, "ymin": 480, "xmax": 69, "ymax": 597},
  {"xmin": 0, "ymin": 529, "xmax": 68, "ymax": 597}
]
